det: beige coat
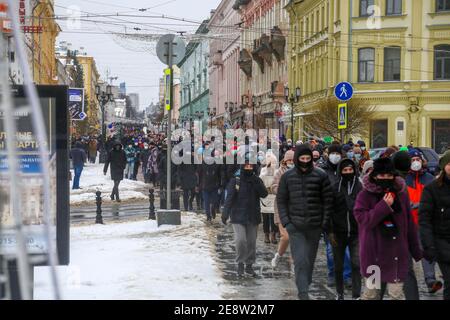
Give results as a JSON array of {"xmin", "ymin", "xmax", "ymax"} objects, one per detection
[{"xmin": 271, "ymin": 164, "xmax": 289, "ymax": 224}]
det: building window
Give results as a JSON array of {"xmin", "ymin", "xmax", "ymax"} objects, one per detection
[
  {"xmin": 386, "ymin": 0, "xmax": 402, "ymax": 15},
  {"xmin": 358, "ymin": 48, "xmax": 375, "ymax": 82},
  {"xmin": 371, "ymin": 119, "xmax": 388, "ymax": 148},
  {"xmin": 435, "ymin": 45, "xmax": 450, "ymax": 80},
  {"xmin": 384, "ymin": 47, "xmax": 401, "ymax": 81},
  {"xmin": 432, "ymin": 119, "xmax": 450, "ymax": 154},
  {"xmin": 436, "ymin": 0, "xmax": 450, "ymax": 12},
  {"xmin": 360, "ymin": 0, "xmax": 374, "ymax": 16}
]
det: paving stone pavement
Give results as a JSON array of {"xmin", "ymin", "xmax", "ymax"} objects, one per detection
[{"xmin": 202, "ymin": 214, "xmax": 444, "ymax": 300}]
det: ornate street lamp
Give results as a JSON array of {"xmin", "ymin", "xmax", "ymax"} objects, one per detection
[
  {"xmin": 284, "ymin": 86, "xmax": 301, "ymax": 142},
  {"xmin": 96, "ymin": 84, "xmax": 114, "ymax": 163}
]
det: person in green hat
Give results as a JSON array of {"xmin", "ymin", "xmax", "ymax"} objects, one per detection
[{"xmin": 419, "ymin": 150, "xmax": 450, "ymax": 300}]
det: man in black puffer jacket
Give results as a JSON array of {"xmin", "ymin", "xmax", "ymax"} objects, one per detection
[{"xmin": 277, "ymin": 144, "xmax": 334, "ymax": 300}]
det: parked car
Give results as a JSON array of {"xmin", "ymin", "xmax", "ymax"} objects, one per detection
[{"xmin": 369, "ymin": 147, "xmax": 441, "ymax": 176}]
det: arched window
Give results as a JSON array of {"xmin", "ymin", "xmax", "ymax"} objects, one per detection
[
  {"xmin": 434, "ymin": 44, "xmax": 450, "ymax": 80},
  {"xmin": 358, "ymin": 48, "xmax": 375, "ymax": 82}
]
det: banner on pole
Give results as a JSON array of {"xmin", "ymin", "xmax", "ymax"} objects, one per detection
[{"xmin": 164, "ymin": 68, "xmax": 171, "ymax": 111}]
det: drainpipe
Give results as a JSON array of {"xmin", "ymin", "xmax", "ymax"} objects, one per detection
[{"xmin": 348, "ymin": 0, "xmax": 353, "ymax": 83}]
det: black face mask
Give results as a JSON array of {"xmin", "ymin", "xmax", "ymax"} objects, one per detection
[
  {"xmin": 375, "ymin": 179, "xmax": 395, "ymax": 191},
  {"xmin": 298, "ymin": 161, "xmax": 313, "ymax": 169},
  {"xmin": 243, "ymin": 169, "xmax": 254, "ymax": 177},
  {"xmin": 341, "ymin": 173, "xmax": 355, "ymax": 181},
  {"xmin": 313, "ymin": 157, "xmax": 320, "ymax": 163}
]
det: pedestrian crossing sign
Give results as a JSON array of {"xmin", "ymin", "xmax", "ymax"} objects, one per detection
[
  {"xmin": 338, "ymin": 103, "xmax": 347, "ymax": 130},
  {"xmin": 164, "ymin": 68, "xmax": 171, "ymax": 111}
]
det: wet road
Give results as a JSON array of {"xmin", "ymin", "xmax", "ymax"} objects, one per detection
[{"xmin": 203, "ymin": 214, "xmax": 444, "ymax": 300}]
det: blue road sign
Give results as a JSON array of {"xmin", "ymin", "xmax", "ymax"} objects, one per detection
[
  {"xmin": 79, "ymin": 112, "xmax": 86, "ymax": 120},
  {"xmin": 335, "ymin": 82, "xmax": 354, "ymax": 101}
]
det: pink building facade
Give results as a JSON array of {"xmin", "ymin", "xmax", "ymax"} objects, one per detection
[{"xmin": 208, "ymin": 0, "xmax": 242, "ymax": 130}]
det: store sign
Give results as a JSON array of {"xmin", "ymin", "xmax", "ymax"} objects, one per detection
[{"xmin": 19, "ymin": 0, "xmax": 25, "ymax": 24}]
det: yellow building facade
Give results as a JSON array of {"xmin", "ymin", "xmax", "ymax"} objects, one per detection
[
  {"xmin": 77, "ymin": 55, "xmax": 101, "ymax": 131},
  {"xmin": 287, "ymin": 0, "xmax": 450, "ymax": 153},
  {"xmin": 30, "ymin": 0, "xmax": 60, "ymax": 85}
]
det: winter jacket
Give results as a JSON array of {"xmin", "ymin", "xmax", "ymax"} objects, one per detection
[
  {"xmin": 419, "ymin": 177, "xmax": 450, "ymax": 263},
  {"xmin": 223, "ymin": 170, "xmax": 268, "ymax": 225},
  {"xmin": 124, "ymin": 146, "xmax": 136, "ymax": 163},
  {"xmin": 276, "ymin": 147, "xmax": 334, "ymax": 232},
  {"xmin": 320, "ymin": 160, "xmax": 340, "ymax": 187},
  {"xmin": 158, "ymin": 150, "xmax": 178, "ymax": 189},
  {"xmin": 70, "ymin": 142, "xmax": 87, "ymax": 167},
  {"xmin": 271, "ymin": 164, "xmax": 290, "ymax": 224},
  {"xmin": 140, "ymin": 148, "xmax": 150, "ymax": 170},
  {"xmin": 178, "ymin": 159, "xmax": 198, "ymax": 190},
  {"xmin": 259, "ymin": 163, "xmax": 276, "ymax": 214},
  {"xmin": 147, "ymin": 147, "xmax": 159, "ymax": 175},
  {"xmin": 198, "ymin": 163, "xmax": 223, "ymax": 192},
  {"xmin": 103, "ymin": 142, "xmax": 127, "ymax": 181},
  {"xmin": 354, "ymin": 175, "xmax": 423, "ymax": 283},
  {"xmin": 406, "ymin": 170, "xmax": 435, "ymax": 225},
  {"xmin": 88, "ymin": 140, "xmax": 98, "ymax": 158},
  {"xmin": 332, "ymin": 159, "xmax": 363, "ymax": 236}
]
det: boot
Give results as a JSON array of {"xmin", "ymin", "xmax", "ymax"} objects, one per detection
[
  {"xmin": 245, "ymin": 264, "xmax": 257, "ymax": 277},
  {"xmin": 237, "ymin": 263, "xmax": 244, "ymax": 277},
  {"xmin": 270, "ymin": 232, "xmax": 278, "ymax": 244},
  {"xmin": 264, "ymin": 233, "xmax": 270, "ymax": 244},
  {"xmin": 110, "ymin": 193, "xmax": 115, "ymax": 201}
]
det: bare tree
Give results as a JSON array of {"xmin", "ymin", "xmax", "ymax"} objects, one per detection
[{"xmin": 303, "ymin": 97, "xmax": 375, "ymax": 142}]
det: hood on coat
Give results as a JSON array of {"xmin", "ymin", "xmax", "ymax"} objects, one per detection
[
  {"xmin": 362, "ymin": 174, "xmax": 406, "ymax": 194},
  {"xmin": 112, "ymin": 141, "xmax": 123, "ymax": 149},
  {"xmin": 337, "ymin": 158, "xmax": 358, "ymax": 179},
  {"xmin": 294, "ymin": 144, "xmax": 313, "ymax": 171}
]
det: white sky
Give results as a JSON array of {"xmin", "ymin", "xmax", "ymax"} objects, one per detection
[{"xmin": 55, "ymin": 0, "xmax": 222, "ymax": 110}]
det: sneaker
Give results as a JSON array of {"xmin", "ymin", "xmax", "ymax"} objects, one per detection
[
  {"xmin": 428, "ymin": 280, "xmax": 443, "ymax": 294},
  {"xmin": 110, "ymin": 194, "xmax": 115, "ymax": 201},
  {"xmin": 352, "ymin": 296, "xmax": 361, "ymax": 300},
  {"xmin": 298, "ymin": 293, "xmax": 310, "ymax": 300},
  {"xmin": 336, "ymin": 294, "xmax": 344, "ymax": 300},
  {"xmin": 245, "ymin": 264, "xmax": 257, "ymax": 277},
  {"xmin": 271, "ymin": 253, "xmax": 281, "ymax": 268},
  {"xmin": 237, "ymin": 263, "xmax": 244, "ymax": 277}
]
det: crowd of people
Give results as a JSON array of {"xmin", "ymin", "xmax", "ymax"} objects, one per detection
[{"xmin": 70, "ymin": 126, "xmax": 450, "ymax": 300}]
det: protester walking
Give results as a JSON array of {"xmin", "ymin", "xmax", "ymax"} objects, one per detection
[{"xmin": 103, "ymin": 141, "xmax": 127, "ymax": 202}]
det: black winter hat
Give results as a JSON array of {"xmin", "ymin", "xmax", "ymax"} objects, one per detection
[
  {"xmin": 328, "ymin": 144, "xmax": 342, "ymax": 155},
  {"xmin": 370, "ymin": 157, "xmax": 397, "ymax": 177},
  {"xmin": 295, "ymin": 144, "xmax": 313, "ymax": 157},
  {"xmin": 392, "ymin": 151, "xmax": 411, "ymax": 173}
]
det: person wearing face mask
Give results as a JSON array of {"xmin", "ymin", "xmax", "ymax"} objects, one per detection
[
  {"xmin": 320, "ymin": 144, "xmax": 352, "ymax": 287},
  {"xmin": 354, "ymin": 157, "xmax": 423, "ymax": 300},
  {"xmin": 405, "ymin": 149, "xmax": 443, "ymax": 295},
  {"xmin": 277, "ymin": 144, "xmax": 334, "ymax": 299},
  {"xmin": 420, "ymin": 151, "xmax": 450, "ymax": 300},
  {"xmin": 103, "ymin": 141, "xmax": 127, "ymax": 202},
  {"xmin": 259, "ymin": 152, "xmax": 279, "ymax": 244},
  {"xmin": 124, "ymin": 143, "xmax": 136, "ymax": 180},
  {"xmin": 270, "ymin": 150, "xmax": 295, "ymax": 268},
  {"xmin": 312, "ymin": 150, "xmax": 322, "ymax": 168},
  {"xmin": 222, "ymin": 160, "xmax": 268, "ymax": 278},
  {"xmin": 329, "ymin": 158, "xmax": 363, "ymax": 300},
  {"xmin": 140, "ymin": 143, "xmax": 151, "ymax": 184}
]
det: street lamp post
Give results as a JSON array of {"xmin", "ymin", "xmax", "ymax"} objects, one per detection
[
  {"xmin": 284, "ymin": 87, "xmax": 301, "ymax": 143},
  {"xmin": 207, "ymin": 107, "xmax": 217, "ymax": 129},
  {"xmin": 95, "ymin": 84, "xmax": 114, "ymax": 163}
]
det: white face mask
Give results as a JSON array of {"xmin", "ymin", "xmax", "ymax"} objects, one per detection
[
  {"xmin": 287, "ymin": 164, "xmax": 294, "ymax": 169},
  {"xmin": 411, "ymin": 160, "xmax": 422, "ymax": 172},
  {"xmin": 361, "ymin": 147, "xmax": 366, "ymax": 151},
  {"xmin": 329, "ymin": 154, "xmax": 342, "ymax": 165}
]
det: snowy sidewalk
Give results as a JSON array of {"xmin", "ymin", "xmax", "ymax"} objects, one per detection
[
  {"xmin": 70, "ymin": 164, "xmax": 148, "ymax": 206},
  {"xmin": 34, "ymin": 212, "xmax": 231, "ymax": 299}
]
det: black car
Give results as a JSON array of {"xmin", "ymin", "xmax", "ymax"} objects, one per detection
[{"xmin": 369, "ymin": 147, "xmax": 441, "ymax": 176}]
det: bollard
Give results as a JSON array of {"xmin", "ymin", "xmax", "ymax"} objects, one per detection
[
  {"xmin": 149, "ymin": 188, "xmax": 156, "ymax": 220},
  {"xmin": 95, "ymin": 191, "xmax": 104, "ymax": 224}
]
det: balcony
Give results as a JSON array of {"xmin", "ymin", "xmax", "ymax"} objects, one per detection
[
  {"xmin": 238, "ymin": 48, "xmax": 253, "ymax": 77},
  {"xmin": 270, "ymin": 26, "xmax": 286, "ymax": 62},
  {"xmin": 232, "ymin": 0, "xmax": 251, "ymax": 10},
  {"xmin": 213, "ymin": 50, "xmax": 223, "ymax": 66},
  {"xmin": 253, "ymin": 34, "xmax": 273, "ymax": 67}
]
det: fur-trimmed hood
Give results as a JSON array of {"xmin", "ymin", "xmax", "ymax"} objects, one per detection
[{"xmin": 362, "ymin": 174, "xmax": 406, "ymax": 194}]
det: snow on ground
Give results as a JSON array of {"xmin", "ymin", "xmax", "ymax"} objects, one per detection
[
  {"xmin": 70, "ymin": 164, "xmax": 148, "ymax": 205},
  {"xmin": 34, "ymin": 212, "xmax": 230, "ymax": 300}
]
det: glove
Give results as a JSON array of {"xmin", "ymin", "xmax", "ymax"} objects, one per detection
[
  {"xmin": 423, "ymin": 249, "xmax": 437, "ymax": 263},
  {"xmin": 221, "ymin": 214, "xmax": 228, "ymax": 225}
]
